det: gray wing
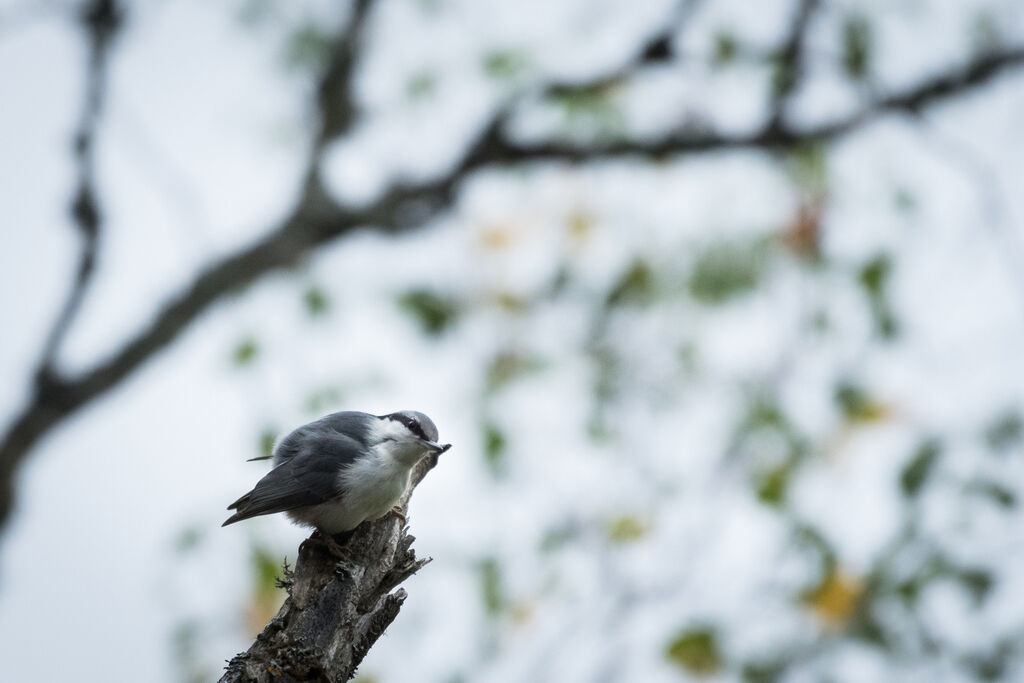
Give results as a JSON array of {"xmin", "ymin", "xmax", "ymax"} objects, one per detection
[
  {"xmin": 273, "ymin": 411, "xmax": 375, "ymax": 466},
  {"xmin": 222, "ymin": 429, "xmax": 363, "ymax": 526}
]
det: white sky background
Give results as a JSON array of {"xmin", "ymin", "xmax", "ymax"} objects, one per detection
[{"xmin": 2, "ymin": 0, "xmax": 1024, "ymax": 681}]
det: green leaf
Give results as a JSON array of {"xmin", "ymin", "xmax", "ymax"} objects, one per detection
[
  {"xmin": 303, "ymin": 286, "xmax": 329, "ymax": 316},
  {"xmin": 756, "ymin": 463, "xmax": 792, "ymax": 507},
  {"xmin": 984, "ymin": 410, "xmax": 1023, "ymax": 452},
  {"xmin": 834, "ymin": 381, "xmax": 876, "ymax": 421},
  {"xmin": 605, "ymin": 259, "xmax": 655, "ymax": 307},
  {"xmin": 481, "ymin": 421, "xmax": 507, "ymax": 479},
  {"xmin": 742, "ymin": 659, "xmax": 788, "ymax": 683},
  {"xmin": 478, "ymin": 557, "xmax": 504, "ymax": 616},
  {"xmin": 956, "ymin": 567, "xmax": 994, "ymax": 606},
  {"xmin": 485, "ymin": 351, "xmax": 544, "ymax": 394},
  {"xmin": 842, "ymin": 14, "xmax": 872, "ymax": 79},
  {"xmin": 857, "ymin": 253, "xmax": 898, "ymax": 339},
  {"xmin": 858, "ymin": 254, "xmax": 891, "ymax": 297},
  {"xmin": 550, "ymin": 83, "xmax": 622, "ymax": 134},
  {"xmin": 713, "ymin": 32, "xmax": 738, "ymax": 65},
  {"xmin": 689, "ymin": 240, "xmax": 769, "ymax": 304},
  {"xmin": 899, "ymin": 438, "xmax": 942, "ymax": 498},
  {"xmin": 232, "ymin": 338, "xmax": 259, "ymax": 367},
  {"xmin": 966, "ymin": 480, "xmax": 1017, "ymax": 508},
  {"xmin": 665, "ymin": 626, "xmax": 721, "ymax": 675},
  {"xmin": 483, "ymin": 50, "xmax": 526, "ymax": 80},
  {"xmin": 398, "ymin": 289, "xmax": 460, "ymax": 335}
]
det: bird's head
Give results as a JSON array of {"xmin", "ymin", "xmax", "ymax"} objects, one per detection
[{"xmin": 378, "ymin": 410, "xmax": 451, "ymax": 465}]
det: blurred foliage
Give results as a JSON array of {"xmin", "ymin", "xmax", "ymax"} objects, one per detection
[
  {"xmin": 478, "ymin": 557, "xmax": 505, "ymax": 617},
  {"xmin": 550, "ymin": 83, "xmax": 624, "ymax": 138},
  {"xmin": 900, "ymin": 438, "xmax": 942, "ymax": 498},
  {"xmin": 174, "ymin": 526, "xmax": 203, "ymax": 555},
  {"xmin": 539, "ymin": 521, "xmax": 580, "ymax": 554},
  {"xmin": 842, "ymin": 14, "xmax": 872, "ymax": 80},
  {"xmin": 858, "ymin": 253, "xmax": 899, "ymax": 339},
  {"xmin": 482, "ymin": 50, "xmax": 527, "ymax": 80},
  {"xmin": 834, "ymin": 381, "xmax": 888, "ymax": 423},
  {"xmin": 303, "ymin": 285, "xmax": 329, "ymax": 317},
  {"xmin": 605, "ymin": 515, "xmax": 650, "ymax": 543},
  {"xmin": 284, "ymin": 24, "xmax": 332, "ymax": 72},
  {"xmin": 172, "ymin": 620, "xmax": 211, "ymax": 683},
  {"xmin": 248, "ymin": 546, "xmax": 287, "ymax": 635},
  {"xmin": 665, "ymin": 626, "xmax": 722, "ymax": 675},
  {"xmin": 605, "ymin": 259, "xmax": 656, "ymax": 308},
  {"xmin": 193, "ymin": 3, "xmax": 1024, "ymax": 681},
  {"xmin": 965, "ymin": 480, "xmax": 1017, "ymax": 509},
  {"xmin": 232, "ymin": 337, "xmax": 259, "ymax": 366},
  {"xmin": 484, "ymin": 350, "xmax": 544, "ymax": 394},
  {"xmin": 258, "ymin": 428, "xmax": 278, "ymax": 460},
  {"xmin": 398, "ymin": 289, "xmax": 461, "ymax": 335},
  {"xmin": 984, "ymin": 410, "xmax": 1023, "ymax": 452},
  {"xmin": 304, "ymin": 385, "xmax": 343, "ymax": 414},
  {"xmin": 406, "ymin": 71, "xmax": 437, "ymax": 100},
  {"xmin": 688, "ymin": 239, "xmax": 771, "ymax": 304},
  {"xmin": 972, "ymin": 11, "xmax": 1002, "ymax": 54},
  {"xmin": 481, "ymin": 420, "xmax": 507, "ymax": 479},
  {"xmin": 712, "ymin": 31, "xmax": 738, "ymax": 66},
  {"xmin": 801, "ymin": 568, "xmax": 864, "ymax": 625}
]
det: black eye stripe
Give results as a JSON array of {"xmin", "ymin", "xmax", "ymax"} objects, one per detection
[{"xmin": 390, "ymin": 414, "xmax": 427, "ymax": 440}]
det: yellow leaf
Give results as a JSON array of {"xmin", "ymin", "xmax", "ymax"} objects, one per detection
[
  {"xmin": 802, "ymin": 568, "xmax": 863, "ymax": 625},
  {"xmin": 606, "ymin": 515, "xmax": 650, "ymax": 543}
]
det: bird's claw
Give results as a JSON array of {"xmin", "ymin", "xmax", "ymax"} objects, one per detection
[
  {"xmin": 388, "ymin": 506, "xmax": 407, "ymax": 525},
  {"xmin": 310, "ymin": 529, "xmax": 351, "ymax": 562}
]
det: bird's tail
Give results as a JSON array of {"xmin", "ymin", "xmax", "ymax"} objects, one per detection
[{"xmin": 222, "ymin": 491, "xmax": 254, "ymax": 526}]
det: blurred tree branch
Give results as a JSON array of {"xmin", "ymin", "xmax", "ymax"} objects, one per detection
[
  {"xmin": 219, "ymin": 450, "xmax": 440, "ymax": 682},
  {"xmin": 2, "ymin": 0, "xmax": 1024, "ymax": 539}
]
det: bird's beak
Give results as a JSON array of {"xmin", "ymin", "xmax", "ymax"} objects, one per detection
[{"xmin": 423, "ymin": 440, "xmax": 452, "ymax": 455}]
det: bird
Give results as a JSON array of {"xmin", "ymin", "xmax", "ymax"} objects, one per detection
[{"xmin": 222, "ymin": 410, "xmax": 451, "ymax": 536}]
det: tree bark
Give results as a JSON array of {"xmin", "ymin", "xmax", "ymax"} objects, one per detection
[{"xmin": 219, "ymin": 452, "xmax": 441, "ymax": 682}]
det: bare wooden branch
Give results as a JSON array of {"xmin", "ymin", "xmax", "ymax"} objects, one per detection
[{"xmin": 219, "ymin": 452, "xmax": 442, "ymax": 683}]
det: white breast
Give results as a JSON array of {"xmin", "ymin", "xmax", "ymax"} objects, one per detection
[{"xmin": 287, "ymin": 446, "xmax": 413, "ymax": 534}]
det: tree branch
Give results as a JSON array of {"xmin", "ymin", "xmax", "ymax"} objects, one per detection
[
  {"xmin": 219, "ymin": 452, "xmax": 442, "ymax": 682},
  {"xmin": 766, "ymin": 0, "xmax": 820, "ymax": 132},
  {"xmin": 478, "ymin": 46, "xmax": 1024, "ymax": 164},
  {"xmin": 37, "ymin": 0, "xmax": 122, "ymax": 379}
]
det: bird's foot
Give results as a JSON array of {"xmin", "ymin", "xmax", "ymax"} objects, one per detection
[
  {"xmin": 310, "ymin": 529, "xmax": 351, "ymax": 561},
  {"xmin": 388, "ymin": 506, "xmax": 407, "ymax": 525}
]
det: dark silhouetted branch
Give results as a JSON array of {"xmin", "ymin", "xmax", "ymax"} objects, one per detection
[
  {"xmin": 38, "ymin": 0, "xmax": 122, "ymax": 377},
  {"xmin": 766, "ymin": 0, "xmax": 820, "ymax": 132},
  {"xmin": 477, "ymin": 46, "xmax": 1024, "ymax": 165}
]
